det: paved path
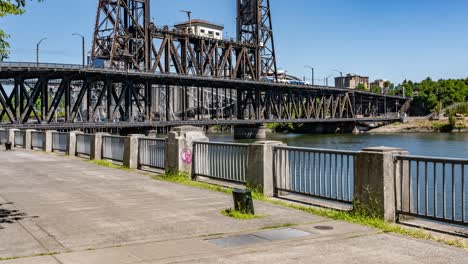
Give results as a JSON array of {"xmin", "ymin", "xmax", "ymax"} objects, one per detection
[{"xmin": 0, "ymin": 149, "xmax": 466, "ymax": 263}]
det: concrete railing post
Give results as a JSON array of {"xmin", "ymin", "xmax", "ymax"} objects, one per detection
[
  {"xmin": 8, "ymin": 129, "xmax": 18, "ymax": 145},
  {"xmin": 90, "ymin": 133, "xmax": 109, "ymax": 160},
  {"xmin": 44, "ymin": 130, "xmax": 55, "ymax": 152},
  {"xmin": 68, "ymin": 131, "xmax": 83, "ymax": 156},
  {"xmin": 246, "ymin": 141, "xmax": 284, "ymax": 197},
  {"xmin": 165, "ymin": 126, "xmax": 209, "ymax": 175},
  {"xmin": 25, "ymin": 129, "xmax": 36, "ymax": 150},
  {"xmin": 124, "ymin": 134, "xmax": 144, "ymax": 169},
  {"xmin": 354, "ymin": 146, "xmax": 409, "ymax": 222}
]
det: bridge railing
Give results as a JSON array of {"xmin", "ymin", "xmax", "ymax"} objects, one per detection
[
  {"xmin": 102, "ymin": 135, "xmax": 125, "ymax": 162},
  {"xmin": 138, "ymin": 138, "xmax": 166, "ymax": 170},
  {"xmin": 394, "ymin": 155, "xmax": 467, "ymax": 227},
  {"xmin": 52, "ymin": 132, "xmax": 68, "ymax": 153},
  {"xmin": 273, "ymin": 146, "xmax": 357, "ymax": 206},
  {"xmin": 31, "ymin": 131, "xmax": 44, "ymax": 150},
  {"xmin": 0, "ymin": 62, "xmax": 84, "ymax": 70},
  {"xmin": 76, "ymin": 134, "xmax": 92, "ymax": 157},
  {"xmin": 192, "ymin": 141, "xmax": 249, "ymax": 184},
  {"xmin": 0, "ymin": 130, "xmax": 8, "ymax": 144},
  {"xmin": 14, "ymin": 130, "xmax": 24, "ymax": 147}
]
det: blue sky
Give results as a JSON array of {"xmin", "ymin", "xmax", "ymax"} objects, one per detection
[{"xmin": 2, "ymin": 0, "xmax": 468, "ymax": 84}]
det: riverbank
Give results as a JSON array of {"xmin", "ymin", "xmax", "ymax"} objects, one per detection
[{"xmin": 368, "ymin": 118, "xmax": 468, "ymax": 133}]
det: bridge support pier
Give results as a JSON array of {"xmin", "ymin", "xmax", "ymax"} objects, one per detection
[{"xmin": 233, "ymin": 125, "xmax": 267, "ymax": 140}]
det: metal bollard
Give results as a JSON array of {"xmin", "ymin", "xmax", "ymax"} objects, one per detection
[
  {"xmin": 232, "ymin": 189, "xmax": 255, "ymax": 215},
  {"xmin": 5, "ymin": 142, "xmax": 12, "ymax": 151}
]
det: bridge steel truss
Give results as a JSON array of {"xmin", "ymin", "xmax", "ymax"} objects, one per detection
[
  {"xmin": 91, "ymin": 0, "xmax": 277, "ymax": 81},
  {"xmin": 0, "ymin": 66, "xmax": 409, "ymax": 128}
]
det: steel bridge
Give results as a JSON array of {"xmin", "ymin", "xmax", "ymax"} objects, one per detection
[
  {"xmin": 0, "ymin": 0, "xmax": 410, "ymax": 131},
  {"xmin": 0, "ymin": 63, "xmax": 408, "ymax": 130}
]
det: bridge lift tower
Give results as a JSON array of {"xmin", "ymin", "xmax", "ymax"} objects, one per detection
[{"xmin": 91, "ymin": 0, "xmax": 278, "ymax": 81}]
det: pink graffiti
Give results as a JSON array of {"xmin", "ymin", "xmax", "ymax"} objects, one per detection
[{"xmin": 181, "ymin": 149, "xmax": 193, "ymax": 164}]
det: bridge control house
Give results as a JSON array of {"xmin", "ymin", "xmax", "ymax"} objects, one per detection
[{"xmin": 174, "ymin": 19, "xmax": 224, "ymax": 40}]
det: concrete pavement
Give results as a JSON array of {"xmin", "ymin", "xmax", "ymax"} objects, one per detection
[{"xmin": 0, "ymin": 148, "xmax": 466, "ymax": 263}]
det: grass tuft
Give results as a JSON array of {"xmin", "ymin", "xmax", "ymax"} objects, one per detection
[
  {"xmin": 89, "ymin": 160, "xmax": 130, "ymax": 171},
  {"xmin": 221, "ymin": 208, "xmax": 265, "ymax": 220}
]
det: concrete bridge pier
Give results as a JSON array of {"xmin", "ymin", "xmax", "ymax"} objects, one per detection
[{"xmin": 233, "ymin": 124, "xmax": 267, "ymax": 140}]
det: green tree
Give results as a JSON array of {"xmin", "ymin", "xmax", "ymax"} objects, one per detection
[
  {"xmin": 0, "ymin": 0, "xmax": 43, "ymax": 60},
  {"xmin": 355, "ymin": 83, "xmax": 367, "ymax": 91}
]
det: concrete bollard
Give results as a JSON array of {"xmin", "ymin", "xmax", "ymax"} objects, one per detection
[
  {"xmin": 246, "ymin": 141, "xmax": 284, "ymax": 197},
  {"xmin": 44, "ymin": 130, "xmax": 55, "ymax": 152},
  {"xmin": 165, "ymin": 126, "xmax": 209, "ymax": 175},
  {"xmin": 354, "ymin": 146, "xmax": 409, "ymax": 222},
  {"xmin": 123, "ymin": 134, "xmax": 144, "ymax": 169},
  {"xmin": 68, "ymin": 131, "xmax": 83, "ymax": 156},
  {"xmin": 25, "ymin": 129, "xmax": 36, "ymax": 150},
  {"xmin": 90, "ymin": 133, "xmax": 109, "ymax": 160}
]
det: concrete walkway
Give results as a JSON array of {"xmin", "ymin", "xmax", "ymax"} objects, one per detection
[{"xmin": 0, "ymin": 149, "xmax": 466, "ymax": 263}]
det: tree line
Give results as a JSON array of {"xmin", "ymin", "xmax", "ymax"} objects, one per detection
[{"xmin": 387, "ymin": 78, "xmax": 468, "ymax": 115}]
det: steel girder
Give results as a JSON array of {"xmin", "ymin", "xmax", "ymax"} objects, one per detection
[{"xmin": 0, "ymin": 70, "xmax": 407, "ymax": 126}]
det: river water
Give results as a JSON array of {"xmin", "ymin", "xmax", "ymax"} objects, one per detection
[{"xmin": 208, "ymin": 132, "xmax": 468, "ymax": 159}]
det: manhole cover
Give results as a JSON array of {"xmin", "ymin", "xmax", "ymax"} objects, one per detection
[{"xmin": 314, "ymin": 226, "xmax": 334, "ymax": 230}]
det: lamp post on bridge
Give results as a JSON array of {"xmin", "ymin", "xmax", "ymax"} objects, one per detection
[
  {"xmin": 304, "ymin": 66, "xmax": 314, "ymax": 85},
  {"xmin": 72, "ymin": 33, "xmax": 86, "ymax": 67},
  {"xmin": 180, "ymin": 10, "xmax": 192, "ymax": 34},
  {"xmin": 325, "ymin": 74, "xmax": 334, "ymax": 87},
  {"xmin": 36, "ymin": 38, "xmax": 47, "ymax": 66}
]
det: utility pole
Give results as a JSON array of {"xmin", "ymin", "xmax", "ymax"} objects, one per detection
[
  {"xmin": 180, "ymin": 10, "xmax": 192, "ymax": 33},
  {"xmin": 304, "ymin": 66, "xmax": 314, "ymax": 85},
  {"xmin": 72, "ymin": 33, "xmax": 86, "ymax": 67},
  {"xmin": 36, "ymin": 38, "xmax": 47, "ymax": 66}
]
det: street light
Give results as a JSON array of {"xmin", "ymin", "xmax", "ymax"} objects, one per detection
[
  {"xmin": 180, "ymin": 10, "xmax": 192, "ymax": 34},
  {"xmin": 304, "ymin": 66, "xmax": 314, "ymax": 85},
  {"xmin": 325, "ymin": 74, "xmax": 334, "ymax": 86},
  {"xmin": 332, "ymin": 69, "xmax": 343, "ymax": 89},
  {"xmin": 72, "ymin": 33, "xmax": 86, "ymax": 67},
  {"xmin": 36, "ymin": 38, "xmax": 47, "ymax": 66}
]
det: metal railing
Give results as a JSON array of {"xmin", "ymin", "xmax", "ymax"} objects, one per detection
[
  {"xmin": 192, "ymin": 141, "xmax": 249, "ymax": 184},
  {"xmin": 52, "ymin": 132, "xmax": 68, "ymax": 152},
  {"xmin": 138, "ymin": 138, "xmax": 166, "ymax": 169},
  {"xmin": 273, "ymin": 146, "xmax": 358, "ymax": 204},
  {"xmin": 31, "ymin": 131, "xmax": 44, "ymax": 150},
  {"xmin": 102, "ymin": 135, "xmax": 125, "ymax": 162},
  {"xmin": 76, "ymin": 134, "xmax": 92, "ymax": 156},
  {"xmin": 394, "ymin": 155, "xmax": 467, "ymax": 226},
  {"xmin": 14, "ymin": 130, "xmax": 24, "ymax": 147},
  {"xmin": 0, "ymin": 130, "xmax": 8, "ymax": 144}
]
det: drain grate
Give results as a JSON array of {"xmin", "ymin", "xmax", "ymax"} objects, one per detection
[{"xmin": 208, "ymin": 228, "xmax": 313, "ymax": 248}]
